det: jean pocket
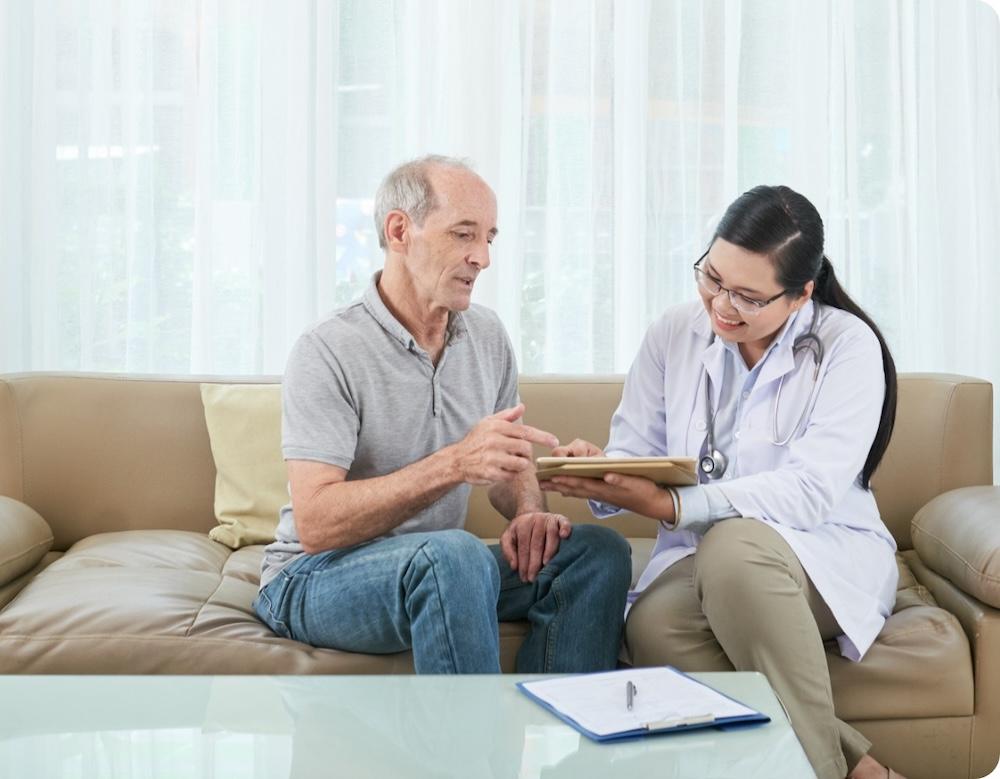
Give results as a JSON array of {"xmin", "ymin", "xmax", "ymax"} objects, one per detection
[{"xmin": 255, "ymin": 574, "xmax": 293, "ymax": 640}]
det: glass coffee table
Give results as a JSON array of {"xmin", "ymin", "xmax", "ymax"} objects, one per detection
[{"xmin": 0, "ymin": 671, "xmax": 813, "ymax": 778}]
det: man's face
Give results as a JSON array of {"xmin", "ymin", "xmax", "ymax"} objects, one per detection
[{"xmin": 405, "ymin": 167, "xmax": 498, "ymax": 312}]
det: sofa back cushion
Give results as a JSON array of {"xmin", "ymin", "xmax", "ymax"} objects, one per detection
[
  {"xmin": 0, "ymin": 374, "xmax": 246, "ymax": 550},
  {"xmin": 0, "ymin": 372, "xmax": 991, "ymax": 551}
]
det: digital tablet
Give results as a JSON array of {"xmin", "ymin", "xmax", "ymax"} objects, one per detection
[{"xmin": 534, "ymin": 456, "xmax": 698, "ymax": 485}]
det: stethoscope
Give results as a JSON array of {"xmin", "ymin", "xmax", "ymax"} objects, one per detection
[{"xmin": 699, "ymin": 304, "xmax": 825, "ymax": 480}]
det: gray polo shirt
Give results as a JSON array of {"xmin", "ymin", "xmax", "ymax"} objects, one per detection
[{"xmin": 259, "ymin": 272, "xmax": 519, "ymax": 588}]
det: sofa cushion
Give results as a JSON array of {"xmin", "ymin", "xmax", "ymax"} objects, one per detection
[
  {"xmin": 0, "ymin": 552, "xmax": 60, "ymax": 610},
  {"xmin": 200, "ymin": 384, "xmax": 285, "ymax": 549},
  {"xmin": 0, "ymin": 530, "xmax": 531, "ymax": 674},
  {"xmin": 828, "ymin": 555, "xmax": 974, "ymax": 720},
  {"xmin": 0, "ymin": 531, "xmax": 398, "ymax": 674},
  {"xmin": 0, "ymin": 496, "xmax": 54, "ymax": 587},
  {"xmin": 0, "ymin": 530, "xmax": 976, "ymax": 707}
]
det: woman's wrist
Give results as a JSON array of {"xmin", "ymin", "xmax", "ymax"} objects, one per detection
[{"xmin": 656, "ymin": 485, "xmax": 680, "ymax": 530}]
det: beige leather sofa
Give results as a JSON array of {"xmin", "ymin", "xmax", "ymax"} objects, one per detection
[{"xmin": 0, "ymin": 372, "xmax": 998, "ymax": 779}]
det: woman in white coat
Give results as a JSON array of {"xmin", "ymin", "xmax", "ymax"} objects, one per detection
[{"xmin": 541, "ymin": 185, "xmax": 904, "ymax": 779}]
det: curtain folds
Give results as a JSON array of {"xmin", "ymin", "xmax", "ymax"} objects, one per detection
[{"xmin": 1, "ymin": 0, "xmax": 998, "ymax": 384}]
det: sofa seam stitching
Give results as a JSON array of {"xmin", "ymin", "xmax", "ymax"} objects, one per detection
[
  {"xmin": 0, "ymin": 633, "xmax": 314, "ymax": 648},
  {"xmin": 183, "ymin": 576, "xmax": 228, "ymax": 638},
  {"xmin": 0, "ymin": 538, "xmax": 54, "ymax": 572},
  {"xmin": 939, "ymin": 383, "xmax": 958, "ymax": 499},
  {"xmin": 912, "ymin": 523, "xmax": 1000, "ymax": 585},
  {"xmin": 876, "ymin": 625, "xmax": 959, "ymax": 640},
  {"xmin": 2, "ymin": 380, "xmax": 26, "ymax": 504}
]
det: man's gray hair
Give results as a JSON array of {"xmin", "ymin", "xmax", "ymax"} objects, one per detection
[{"xmin": 374, "ymin": 155, "xmax": 474, "ymax": 249}]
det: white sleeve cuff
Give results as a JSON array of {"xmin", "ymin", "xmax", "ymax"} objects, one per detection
[
  {"xmin": 674, "ymin": 484, "xmax": 739, "ymax": 534},
  {"xmin": 588, "ymin": 499, "xmax": 624, "ymax": 519}
]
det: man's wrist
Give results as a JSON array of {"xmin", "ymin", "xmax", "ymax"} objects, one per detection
[
  {"xmin": 510, "ymin": 467, "xmax": 547, "ymax": 517},
  {"xmin": 431, "ymin": 444, "xmax": 467, "ymax": 489},
  {"xmin": 512, "ymin": 489, "xmax": 546, "ymax": 518}
]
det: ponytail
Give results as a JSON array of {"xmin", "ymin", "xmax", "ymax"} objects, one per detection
[{"xmin": 813, "ymin": 256, "xmax": 897, "ymax": 489}]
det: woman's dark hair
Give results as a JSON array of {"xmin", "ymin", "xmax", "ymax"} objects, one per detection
[{"xmin": 711, "ymin": 185, "xmax": 896, "ymax": 489}]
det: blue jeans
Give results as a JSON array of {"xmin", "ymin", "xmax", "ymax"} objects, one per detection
[{"xmin": 254, "ymin": 524, "xmax": 632, "ymax": 673}]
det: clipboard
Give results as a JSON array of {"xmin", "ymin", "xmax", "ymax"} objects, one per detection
[
  {"xmin": 517, "ymin": 666, "xmax": 770, "ymax": 742},
  {"xmin": 534, "ymin": 456, "xmax": 698, "ymax": 486}
]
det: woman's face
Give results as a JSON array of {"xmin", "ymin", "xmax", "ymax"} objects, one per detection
[{"xmin": 698, "ymin": 238, "xmax": 813, "ymax": 357}]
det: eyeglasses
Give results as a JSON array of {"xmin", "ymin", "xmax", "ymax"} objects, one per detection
[{"xmin": 693, "ymin": 252, "xmax": 788, "ymax": 316}]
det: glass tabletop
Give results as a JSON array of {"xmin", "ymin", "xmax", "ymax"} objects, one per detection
[{"xmin": 0, "ymin": 671, "xmax": 813, "ymax": 778}]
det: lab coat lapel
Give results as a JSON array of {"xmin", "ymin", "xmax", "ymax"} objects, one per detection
[
  {"xmin": 755, "ymin": 341, "xmax": 796, "ymax": 388},
  {"xmin": 700, "ymin": 338, "xmax": 728, "ymax": 405},
  {"xmin": 754, "ymin": 302, "xmax": 813, "ymax": 389}
]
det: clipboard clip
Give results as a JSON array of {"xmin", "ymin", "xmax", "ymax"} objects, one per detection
[{"xmin": 644, "ymin": 713, "xmax": 717, "ymax": 731}]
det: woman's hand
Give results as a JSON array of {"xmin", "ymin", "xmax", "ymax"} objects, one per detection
[
  {"xmin": 550, "ymin": 438, "xmax": 605, "ymax": 457},
  {"xmin": 539, "ymin": 471, "xmax": 675, "ymax": 524}
]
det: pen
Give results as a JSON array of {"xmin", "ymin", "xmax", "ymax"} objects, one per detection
[{"xmin": 626, "ymin": 680, "xmax": 637, "ymax": 710}]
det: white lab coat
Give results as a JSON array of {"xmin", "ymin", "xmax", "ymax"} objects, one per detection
[{"xmin": 606, "ymin": 299, "xmax": 898, "ymax": 661}]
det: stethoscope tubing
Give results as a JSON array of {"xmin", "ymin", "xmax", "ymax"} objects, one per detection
[
  {"xmin": 771, "ymin": 329, "xmax": 823, "ymax": 446},
  {"xmin": 699, "ymin": 304, "xmax": 824, "ymax": 479}
]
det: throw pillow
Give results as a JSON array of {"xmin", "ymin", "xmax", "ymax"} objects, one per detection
[
  {"xmin": 0, "ymin": 496, "xmax": 54, "ymax": 586},
  {"xmin": 200, "ymin": 383, "xmax": 286, "ymax": 549}
]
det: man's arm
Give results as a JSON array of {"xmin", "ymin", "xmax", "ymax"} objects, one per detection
[
  {"xmin": 291, "ymin": 404, "xmax": 558, "ymax": 553},
  {"xmin": 289, "ymin": 451, "xmax": 459, "ymax": 554},
  {"xmin": 488, "ymin": 469, "xmax": 546, "ymax": 520}
]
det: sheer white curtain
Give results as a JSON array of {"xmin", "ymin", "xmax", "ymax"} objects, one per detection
[{"xmin": 1, "ymin": 0, "xmax": 998, "ymax": 379}]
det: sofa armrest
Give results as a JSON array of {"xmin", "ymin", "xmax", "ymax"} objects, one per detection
[
  {"xmin": 904, "ymin": 551, "xmax": 1000, "ymax": 778},
  {"xmin": 0, "ymin": 496, "xmax": 54, "ymax": 588},
  {"xmin": 912, "ymin": 486, "xmax": 1000, "ymax": 609}
]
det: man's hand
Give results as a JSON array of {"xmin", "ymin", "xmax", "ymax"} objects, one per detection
[
  {"xmin": 499, "ymin": 511, "xmax": 572, "ymax": 582},
  {"xmin": 452, "ymin": 404, "xmax": 559, "ymax": 485},
  {"xmin": 539, "ymin": 472, "xmax": 675, "ymax": 524},
  {"xmin": 550, "ymin": 438, "xmax": 605, "ymax": 457}
]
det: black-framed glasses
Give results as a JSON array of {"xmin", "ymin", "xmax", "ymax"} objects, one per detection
[{"xmin": 693, "ymin": 252, "xmax": 788, "ymax": 316}]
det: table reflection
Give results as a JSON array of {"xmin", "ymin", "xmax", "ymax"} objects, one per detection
[{"xmin": 0, "ymin": 674, "xmax": 813, "ymax": 779}]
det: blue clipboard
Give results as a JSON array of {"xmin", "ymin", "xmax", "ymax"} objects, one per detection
[{"xmin": 516, "ymin": 666, "xmax": 770, "ymax": 742}]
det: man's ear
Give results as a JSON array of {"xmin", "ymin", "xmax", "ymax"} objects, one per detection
[{"xmin": 384, "ymin": 210, "xmax": 410, "ymax": 252}]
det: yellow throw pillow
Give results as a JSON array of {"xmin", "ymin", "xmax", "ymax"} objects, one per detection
[{"xmin": 200, "ymin": 383, "xmax": 286, "ymax": 549}]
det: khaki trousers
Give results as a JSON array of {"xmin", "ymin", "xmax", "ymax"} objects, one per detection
[{"xmin": 624, "ymin": 518, "xmax": 871, "ymax": 779}]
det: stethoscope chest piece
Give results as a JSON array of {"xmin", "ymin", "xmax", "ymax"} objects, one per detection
[
  {"xmin": 700, "ymin": 368, "xmax": 729, "ymax": 480},
  {"xmin": 699, "ymin": 450, "xmax": 728, "ymax": 480}
]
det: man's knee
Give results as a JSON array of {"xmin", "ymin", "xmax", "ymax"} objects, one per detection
[
  {"xmin": 559, "ymin": 525, "xmax": 632, "ymax": 588},
  {"xmin": 411, "ymin": 529, "xmax": 499, "ymax": 594},
  {"xmin": 561, "ymin": 524, "xmax": 632, "ymax": 572}
]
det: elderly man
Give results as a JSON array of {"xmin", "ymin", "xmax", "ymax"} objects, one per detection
[{"xmin": 254, "ymin": 155, "xmax": 631, "ymax": 673}]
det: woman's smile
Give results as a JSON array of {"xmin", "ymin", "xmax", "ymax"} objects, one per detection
[{"xmin": 712, "ymin": 309, "xmax": 745, "ymax": 331}]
